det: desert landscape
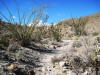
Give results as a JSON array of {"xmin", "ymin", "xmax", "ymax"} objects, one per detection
[{"xmin": 0, "ymin": 0, "xmax": 100, "ymax": 75}]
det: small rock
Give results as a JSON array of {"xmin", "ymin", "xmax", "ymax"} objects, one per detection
[{"xmin": 59, "ymin": 61, "xmax": 65, "ymax": 67}]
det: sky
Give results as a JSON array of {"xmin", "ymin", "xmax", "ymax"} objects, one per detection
[{"xmin": 0, "ymin": 0, "xmax": 100, "ymax": 24}]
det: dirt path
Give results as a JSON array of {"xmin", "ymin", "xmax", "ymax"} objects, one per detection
[{"xmin": 36, "ymin": 40, "xmax": 74, "ymax": 75}]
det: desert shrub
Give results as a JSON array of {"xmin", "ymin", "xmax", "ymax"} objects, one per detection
[
  {"xmin": 0, "ymin": 34, "xmax": 10, "ymax": 49},
  {"xmin": 72, "ymin": 40, "xmax": 82, "ymax": 48},
  {"xmin": 49, "ymin": 24, "xmax": 62, "ymax": 42},
  {"xmin": 71, "ymin": 56, "xmax": 85, "ymax": 69},
  {"xmin": 8, "ymin": 25, "xmax": 34, "ymax": 46},
  {"xmin": 92, "ymin": 32, "xmax": 99, "ymax": 36},
  {"xmin": 33, "ymin": 26, "xmax": 47, "ymax": 42},
  {"xmin": 0, "ymin": 0, "xmax": 48, "ymax": 46},
  {"xmin": 9, "ymin": 22, "xmax": 47, "ymax": 46},
  {"xmin": 7, "ymin": 42, "xmax": 20, "ymax": 52},
  {"xmin": 71, "ymin": 18, "xmax": 88, "ymax": 36},
  {"xmin": 73, "ymin": 36, "xmax": 100, "ymax": 74},
  {"xmin": 15, "ymin": 50, "xmax": 25, "ymax": 62},
  {"xmin": 91, "ymin": 47, "xmax": 100, "ymax": 75},
  {"xmin": 77, "ymin": 36, "xmax": 97, "ymax": 61}
]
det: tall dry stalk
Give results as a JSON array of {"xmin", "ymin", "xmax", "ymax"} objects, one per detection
[{"xmin": 0, "ymin": 0, "xmax": 48, "ymax": 46}]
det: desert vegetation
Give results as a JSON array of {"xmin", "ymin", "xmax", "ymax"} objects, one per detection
[
  {"xmin": 0, "ymin": 5, "xmax": 48, "ymax": 46},
  {"xmin": 70, "ymin": 17, "xmax": 88, "ymax": 36},
  {"xmin": 48, "ymin": 24, "xmax": 62, "ymax": 42},
  {"xmin": 0, "ymin": 0, "xmax": 100, "ymax": 75}
]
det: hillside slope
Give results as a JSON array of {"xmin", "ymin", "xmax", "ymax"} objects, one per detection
[{"xmin": 56, "ymin": 13, "xmax": 100, "ymax": 39}]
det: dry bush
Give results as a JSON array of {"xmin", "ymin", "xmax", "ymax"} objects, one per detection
[
  {"xmin": 72, "ymin": 36, "xmax": 100, "ymax": 67},
  {"xmin": 70, "ymin": 36, "xmax": 100, "ymax": 74}
]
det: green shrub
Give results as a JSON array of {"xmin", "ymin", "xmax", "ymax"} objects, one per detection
[
  {"xmin": 8, "ymin": 25, "xmax": 33, "ymax": 46},
  {"xmin": 92, "ymin": 32, "xmax": 99, "ymax": 36},
  {"xmin": 15, "ymin": 50, "xmax": 25, "ymax": 62},
  {"xmin": 0, "ymin": 34, "xmax": 10, "ymax": 49},
  {"xmin": 71, "ymin": 18, "xmax": 88, "ymax": 36},
  {"xmin": 33, "ymin": 26, "xmax": 47, "ymax": 42},
  {"xmin": 50, "ymin": 24, "xmax": 62, "ymax": 42}
]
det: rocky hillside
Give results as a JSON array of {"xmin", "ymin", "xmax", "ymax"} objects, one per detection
[
  {"xmin": 0, "ymin": 19, "xmax": 10, "ymax": 35},
  {"xmin": 56, "ymin": 13, "xmax": 100, "ymax": 39}
]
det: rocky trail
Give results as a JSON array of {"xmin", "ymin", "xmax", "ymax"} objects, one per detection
[
  {"xmin": 35, "ymin": 40, "xmax": 74, "ymax": 75},
  {"xmin": 35, "ymin": 39, "xmax": 97, "ymax": 75},
  {"xmin": 0, "ymin": 39, "xmax": 98, "ymax": 75}
]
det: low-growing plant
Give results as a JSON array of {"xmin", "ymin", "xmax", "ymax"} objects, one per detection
[
  {"xmin": 71, "ymin": 18, "xmax": 88, "ymax": 36},
  {"xmin": 0, "ymin": 34, "xmax": 10, "ymax": 49},
  {"xmin": 92, "ymin": 32, "xmax": 99, "ymax": 36},
  {"xmin": 15, "ymin": 50, "xmax": 25, "ymax": 62}
]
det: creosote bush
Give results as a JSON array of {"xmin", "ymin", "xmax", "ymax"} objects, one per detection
[{"xmin": 71, "ymin": 18, "xmax": 88, "ymax": 36}]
